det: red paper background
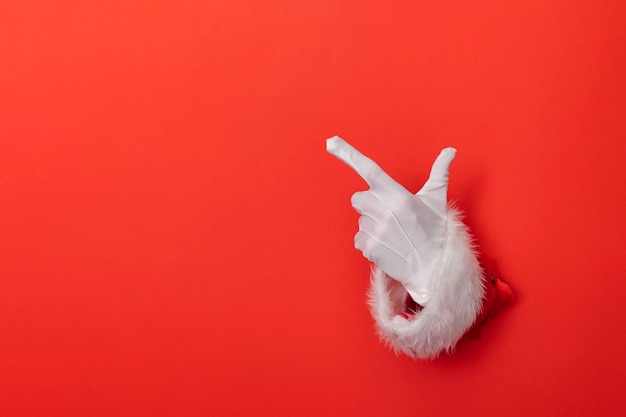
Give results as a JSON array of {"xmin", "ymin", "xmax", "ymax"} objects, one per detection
[{"xmin": 2, "ymin": 1, "xmax": 626, "ymax": 415}]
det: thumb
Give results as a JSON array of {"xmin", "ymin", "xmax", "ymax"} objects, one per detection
[{"xmin": 417, "ymin": 147, "xmax": 456, "ymax": 211}]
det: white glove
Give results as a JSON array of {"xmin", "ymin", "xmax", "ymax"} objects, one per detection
[{"xmin": 327, "ymin": 136, "xmax": 456, "ymax": 306}]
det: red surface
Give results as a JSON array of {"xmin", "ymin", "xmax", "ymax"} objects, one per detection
[{"xmin": 1, "ymin": 1, "xmax": 626, "ymax": 416}]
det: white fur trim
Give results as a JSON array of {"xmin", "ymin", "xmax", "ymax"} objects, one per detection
[{"xmin": 368, "ymin": 207, "xmax": 485, "ymax": 359}]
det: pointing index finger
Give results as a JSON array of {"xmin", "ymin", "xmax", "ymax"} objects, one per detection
[{"xmin": 326, "ymin": 136, "xmax": 395, "ymax": 190}]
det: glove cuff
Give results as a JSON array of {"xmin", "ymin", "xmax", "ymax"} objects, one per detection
[{"xmin": 367, "ymin": 207, "xmax": 486, "ymax": 359}]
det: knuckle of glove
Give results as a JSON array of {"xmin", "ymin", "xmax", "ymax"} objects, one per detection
[
  {"xmin": 354, "ymin": 232, "xmax": 375, "ymax": 263},
  {"xmin": 350, "ymin": 191, "xmax": 367, "ymax": 214}
]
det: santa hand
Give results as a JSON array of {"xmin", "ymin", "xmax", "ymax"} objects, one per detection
[{"xmin": 326, "ymin": 136, "xmax": 456, "ymax": 306}]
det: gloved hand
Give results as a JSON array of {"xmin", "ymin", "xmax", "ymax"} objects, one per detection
[{"xmin": 326, "ymin": 136, "xmax": 456, "ymax": 306}]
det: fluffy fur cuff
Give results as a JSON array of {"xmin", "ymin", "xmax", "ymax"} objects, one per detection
[{"xmin": 368, "ymin": 208, "xmax": 485, "ymax": 359}]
